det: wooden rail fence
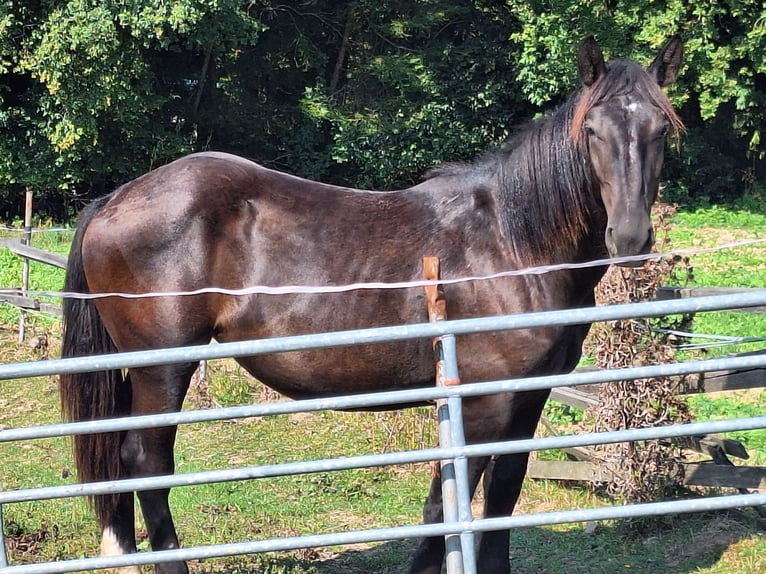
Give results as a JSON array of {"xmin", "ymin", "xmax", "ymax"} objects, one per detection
[{"xmin": 0, "ymin": 238, "xmax": 67, "ymax": 317}]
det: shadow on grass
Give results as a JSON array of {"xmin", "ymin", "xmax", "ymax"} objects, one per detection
[{"xmin": 307, "ymin": 509, "xmax": 764, "ymax": 574}]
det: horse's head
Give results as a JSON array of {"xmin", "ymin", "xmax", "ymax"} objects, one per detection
[{"xmin": 574, "ymin": 36, "xmax": 683, "ymax": 264}]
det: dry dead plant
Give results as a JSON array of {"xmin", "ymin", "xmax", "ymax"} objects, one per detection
[{"xmin": 587, "ymin": 202, "xmax": 698, "ymax": 503}]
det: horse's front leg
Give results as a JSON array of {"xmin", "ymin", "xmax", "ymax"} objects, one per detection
[
  {"xmin": 408, "ymin": 454, "xmax": 490, "ymax": 574},
  {"xmin": 474, "ymin": 453, "xmax": 528, "ymax": 574},
  {"xmin": 476, "ymin": 390, "xmax": 549, "ymax": 574}
]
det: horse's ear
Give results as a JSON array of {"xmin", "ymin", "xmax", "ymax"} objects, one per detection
[
  {"xmin": 578, "ymin": 36, "xmax": 606, "ymax": 87},
  {"xmin": 648, "ymin": 36, "xmax": 683, "ymax": 87}
]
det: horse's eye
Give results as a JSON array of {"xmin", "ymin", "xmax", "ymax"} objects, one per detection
[
  {"xmin": 583, "ymin": 124, "xmax": 596, "ymax": 137},
  {"xmin": 658, "ymin": 123, "xmax": 670, "ymax": 137}
]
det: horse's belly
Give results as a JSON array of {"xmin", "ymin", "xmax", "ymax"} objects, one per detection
[{"xmin": 234, "ymin": 338, "xmax": 436, "ymax": 400}]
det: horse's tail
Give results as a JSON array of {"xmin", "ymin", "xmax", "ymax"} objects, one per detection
[{"xmin": 60, "ymin": 193, "xmax": 130, "ymax": 528}]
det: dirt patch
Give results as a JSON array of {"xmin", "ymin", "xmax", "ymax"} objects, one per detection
[
  {"xmin": 663, "ymin": 513, "xmax": 753, "ymax": 568},
  {"xmin": 5, "ymin": 523, "xmax": 53, "ymax": 561},
  {"xmin": 313, "ymin": 539, "xmax": 418, "ymax": 574}
]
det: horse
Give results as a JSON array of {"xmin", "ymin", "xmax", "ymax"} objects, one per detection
[{"xmin": 60, "ymin": 36, "xmax": 683, "ymax": 574}]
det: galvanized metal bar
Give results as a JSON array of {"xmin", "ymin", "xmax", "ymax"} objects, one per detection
[
  {"xmin": 6, "ymin": 351, "xmax": 766, "ymax": 444},
  {"xmin": 0, "ymin": 291, "xmax": 764, "ymax": 572},
  {"xmin": 3, "ymin": 490, "xmax": 766, "ymax": 574},
  {"xmin": 422, "ymin": 256, "xmax": 464, "ymax": 573},
  {"xmin": 0, "ymin": 504, "xmax": 8, "ymax": 568},
  {"xmin": 436, "ymin": 395, "xmax": 463, "ymax": 574},
  {"xmin": 2, "ymin": 290, "xmax": 765, "ymax": 381},
  {"xmin": 440, "ymin": 334, "xmax": 477, "ymax": 574},
  {"xmin": 5, "ymin": 414, "xmax": 766, "ymax": 505}
]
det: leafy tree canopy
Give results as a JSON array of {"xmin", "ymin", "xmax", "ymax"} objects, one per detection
[{"xmin": 0, "ymin": 0, "xmax": 763, "ymax": 220}]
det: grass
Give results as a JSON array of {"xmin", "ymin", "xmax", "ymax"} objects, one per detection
[
  {"xmin": 662, "ymin": 204, "xmax": 766, "ymax": 469},
  {"xmin": 0, "ymin": 224, "xmax": 71, "ymax": 329},
  {"xmin": 1, "ymin": 204, "xmax": 765, "ymax": 572},
  {"xmin": 4, "ymin": 352, "xmax": 766, "ymax": 574},
  {"xmin": 667, "ymin": 205, "xmax": 766, "ymax": 358},
  {"xmin": 0, "ymin": 352, "xmax": 432, "ymax": 572}
]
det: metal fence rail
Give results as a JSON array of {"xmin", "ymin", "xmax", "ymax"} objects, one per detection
[
  {"xmin": 1, "ymin": 289, "xmax": 766, "ymax": 573},
  {"xmin": 4, "ymin": 290, "xmax": 766, "ymax": 383}
]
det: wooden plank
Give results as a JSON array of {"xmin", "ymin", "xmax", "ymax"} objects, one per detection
[
  {"xmin": 675, "ymin": 350, "xmax": 766, "ymax": 394},
  {"xmin": 550, "ymin": 386, "xmax": 601, "ymax": 409},
  {"xmin": 529, "ymin": 460, "xmax": 766, "ymax": 489},
  {"xmin": 656, "ymin": 286, "xmax": 766, "ymax": 313},
  {"xmin": 570, "ymin": 351, "xmax": 766, "ymax": 395},
  {"xmin": 0, "ymin": 238, "xmax": 68, "ymax": 269},
  {"xmin": 0, "ymin": 292, "xmax": 40, "ymax": 309},
  {"xmin": 697, "ymin": 367, "xmax": 766, "ymax": 393},
  {"xmin": 538, "ymin": 417, "xmax": 598, "ymax": 462},
  {"xmin": 0, "ymin": 291, "xmax": 62, "ymax": 317},
  {"xmin": 683, "ymin": 463, "xmax": 766, "ymax": 490},
  {"xmin": 530, "ymin": 460, "xmax": 766, "ymax": 489},
  {"xmin": 37, "ymin": 302, "xmax": 62, "ymax": 317},
  {"xmin": 527, "ymin": 460, "xmax": 612, "ymax": 482},
  {"xmin": 672, "ymin": 434, "xmax": 750, "ymax": 460}
]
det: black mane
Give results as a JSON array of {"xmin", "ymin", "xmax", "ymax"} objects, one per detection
[{"xmin": 425, "ymin": 92, "xmax": 598, "ymax": 262}]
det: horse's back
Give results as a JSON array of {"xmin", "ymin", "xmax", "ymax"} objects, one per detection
[
  {"xmin": 80, "ymin": 152, "xmax": 473, "ymax": 296},
  {"xmin": 75, "ymin": 150, "xmax": 593, "ymax": 394},
  {"xmin": 77, "ymin": 152, "xmax": 441, "ymax": 354}
]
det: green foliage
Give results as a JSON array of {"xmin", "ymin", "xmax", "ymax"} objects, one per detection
[
  {"xmin": 0, "ymin": 0, "xmax": 265, "ymax": 218},
  {"xmin": 297, "ymin": 0, "xmax": 533, "ymax": 188},
  {"xmin": 1, "ymin": 1, "xmax": 765, "ymax": 216},
  {"xmin": 544, "ymin": 400, "xmax": 584, "ymax": 426}
]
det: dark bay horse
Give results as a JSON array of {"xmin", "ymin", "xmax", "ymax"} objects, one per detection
[{"xmin": 60, "ymin": 37, "xmax": 683, "ymax": 574}]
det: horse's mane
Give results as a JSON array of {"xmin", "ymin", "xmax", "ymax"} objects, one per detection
[
  {"xmin": 424, "ymin": 59, "xmax": 683, "ymax": 262},
  {"xmin": 425, "ymin": 96, "xmax": 594, "ymax": 261}
]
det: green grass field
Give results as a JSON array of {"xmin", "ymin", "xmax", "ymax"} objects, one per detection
[{"xmin": 0, "ymin": 202, "xmax": 765, "ymax": 573}]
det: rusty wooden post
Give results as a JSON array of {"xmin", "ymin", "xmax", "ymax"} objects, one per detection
[
  {"xmin": 423, "ymin": 257, "xmax": 476, "ymax": 574},
  {"xmin": 18, "ymin": 189, "xmax": 33, "ymax": 344}
]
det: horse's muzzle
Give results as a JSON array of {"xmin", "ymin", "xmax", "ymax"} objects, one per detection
[{"xmin": 606, "ymin": 224, "xmax": 655, "ymax": 267}]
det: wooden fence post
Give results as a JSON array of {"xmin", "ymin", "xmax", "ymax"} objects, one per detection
[{"xmin": 18, "ymin": 188, "xmax": 33, "ymax": 344}]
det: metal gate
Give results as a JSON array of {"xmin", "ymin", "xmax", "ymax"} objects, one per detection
[{"xmin": 2, "ymin": 290, "xmax": 766, "ymax": 573}]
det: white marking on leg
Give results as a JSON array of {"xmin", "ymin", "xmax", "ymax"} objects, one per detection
[{"xmin": 100, "ymin": 527, "xmax": 143, "ymax": 574}]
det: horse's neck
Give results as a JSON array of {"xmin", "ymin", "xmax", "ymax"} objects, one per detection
[{"xmin": 497, "ymin": 113, "xmax": 602, "ymax": 268}]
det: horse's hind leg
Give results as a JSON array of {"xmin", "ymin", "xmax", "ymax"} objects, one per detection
[
  {"xmin": 119, "ymin": 363, "xmax": 198, "ymax": 574},
  {"xmin": 85, "ymin": 371, "xmax": 140, "ymax": 574},
  {"xmin": 99, "ymin": 491, "xmax": 141, "ymax": 574}
]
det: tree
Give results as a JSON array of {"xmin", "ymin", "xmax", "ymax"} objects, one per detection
[
  {"xmin": 0, "ymin": 1, "xmax": 764, "ymax": 219},
  {"xmin": 296, "ymin": 0, "xmax": 535, "ymax": 188},
  {"xmin": 0, "ymin": 0, "xmax": 264, "ymax": 218}
]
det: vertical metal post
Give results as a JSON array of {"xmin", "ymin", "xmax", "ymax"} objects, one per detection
[
  {"xmin": 441, "ymin": 334, "xmax": 477, "ymax": 574},
  {"xmin": 18, "ymin": 189, "xmax": 33, "ymax": 344},
  {"xmin": 423, "ymin": 257, "xmax": 476, "ymax": 574},
  {"xmin": 0, "ymin": 503, "xmax": 8, "ymax": 567}
]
